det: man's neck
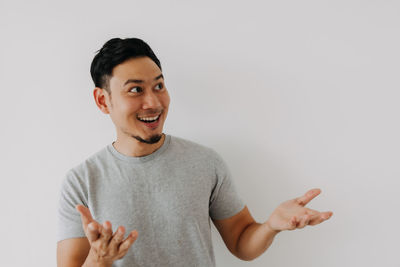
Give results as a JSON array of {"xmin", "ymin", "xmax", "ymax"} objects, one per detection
[{"xmin": 112, "ymin": 133, "xmax": 166, "ymax": 157}]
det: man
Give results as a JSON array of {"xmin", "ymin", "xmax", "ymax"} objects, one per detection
[{"xmin": 57, "ymin": 37, "xmax": 333, "ymax": 267}]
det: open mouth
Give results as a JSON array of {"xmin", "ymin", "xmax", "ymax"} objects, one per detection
[{"xmin": 137, "ymin": 113, "xmax": 161, "ymax": 125}]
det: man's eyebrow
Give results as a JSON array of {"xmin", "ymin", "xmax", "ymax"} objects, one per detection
[{"xmin": 123, "ymin": 74, "xmax": 164, "ymax": 86}]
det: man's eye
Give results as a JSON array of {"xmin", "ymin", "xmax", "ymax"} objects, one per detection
[
  {"xmin": 130, "ymin": 87, "xmax": 142, "ymax": 93},
  {"xmin": 155, "ymin": 83, "xmax": 163, "ymax": 90}
]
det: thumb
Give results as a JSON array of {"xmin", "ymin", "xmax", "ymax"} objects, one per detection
[{"xmin": 295, "ymin": 188, "xmax": 321, "ymax": 206}]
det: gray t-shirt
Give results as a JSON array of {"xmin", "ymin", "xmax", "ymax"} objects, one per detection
[{"xmin": 57, "ymin": 134, "xmax": 245, "ymax": 266}]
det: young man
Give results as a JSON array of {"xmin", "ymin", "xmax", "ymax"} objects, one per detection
[{"xmin": 57, "ymin": 38, "xmax": 333, "ymax": 267}]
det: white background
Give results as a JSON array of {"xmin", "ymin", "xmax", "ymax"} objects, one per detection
[{"xmin": 1, "ymin": 0, "xmax": 399, "ymax": 266}]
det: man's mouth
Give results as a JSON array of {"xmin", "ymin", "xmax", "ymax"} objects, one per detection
[
  {"xmin": 137, "ymin": 114, "xmax": 160, "ymax": 123},
  {"xmin": 136, "ymin": 113, "xmax": 161, "ymax": 128}
]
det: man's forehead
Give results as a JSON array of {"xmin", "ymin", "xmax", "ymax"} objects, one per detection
[
  {"xmin": 112, "ymin": 57, "xmax": 161, "ymax": 79},
  {"xmin": 123, "ymin": 73, "xmax": 164, "ymax": 86}
]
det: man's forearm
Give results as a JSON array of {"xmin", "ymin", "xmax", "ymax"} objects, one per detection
[{"xmin": 235, "ymin": 222, "xmax": 280, "ymax": 261}]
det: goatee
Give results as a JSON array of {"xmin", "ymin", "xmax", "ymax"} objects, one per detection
[{"xmin": 132, "ymin": 133, "xmax": 163, "ymax": 144}]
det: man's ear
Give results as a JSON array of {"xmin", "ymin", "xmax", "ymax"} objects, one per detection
[{"xmin": 93, "ymin": 87, "xmax": 111, "ymax": 114}]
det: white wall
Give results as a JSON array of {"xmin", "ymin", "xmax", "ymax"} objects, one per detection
[{"xmin": 1, "ymin": 0, "xmax": 399, "ymax": 266}]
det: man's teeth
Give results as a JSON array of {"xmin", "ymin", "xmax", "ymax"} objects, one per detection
[{"xmin": 138, "ymin": 115, "xmax": 160, "ymax": 122}]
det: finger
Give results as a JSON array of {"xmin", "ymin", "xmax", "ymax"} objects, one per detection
[
  {"xmin": 305, "ymin": 208, "xmax": 323, "ymax": 223},
  {"xmin": 76, "ymin": 204, "xmax": 94, "ymax": 227},
  {"xmin": 99, "ymin": 221, "xmax": 113, "ymax": 250},
  {"xmin": 308, "ymin": 211, "xmax": 333, "ymax": 226},
  {"xmin": 295, "ymin": 188, "xmax": 321, "ymax": 206},
  {"xmin": 322, "ymin": 211, "xmax": 333, "ymax": 220},
  {"xmin": 109, "ymin": 226, "xmax": 126, "ymax": 253},
  {"xmin": 297, "ymin": 215, "xmax": 310, "ymax": 229},
  {"xmin": 287, "ymin": 216, "xmax": 298, "ymax": 230},
  {"xmin": 118, "ymin": 230, "xmax": 138, "ymax": 255},
  {"xmin": 87, "ymin": 221, "xmax": 102, "ymax": 242},
  {"xmin": 305, "ymin": 208, "xmax": 319, "ymax": 216}
]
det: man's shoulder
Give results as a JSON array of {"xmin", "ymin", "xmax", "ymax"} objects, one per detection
[
  {"xmin": 64, "ymin": 145, "xmax": 110, "ymax": 182},
  {"xmin": 170, "ymin": 135, "xmax": 213, "ymax": 153},
  {"xmin": 169, "ymin": 135, "xmax": 223, "ymax": 161}
]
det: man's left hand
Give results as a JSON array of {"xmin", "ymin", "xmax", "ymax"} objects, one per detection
[{"xmin": 265, "ymin": 188, "xmax": 333, "ymax": 233}]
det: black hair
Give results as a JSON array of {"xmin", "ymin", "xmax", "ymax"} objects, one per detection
[{"xmin": 90, "ymin": 37, "xmax": 162, "ymax": 94}]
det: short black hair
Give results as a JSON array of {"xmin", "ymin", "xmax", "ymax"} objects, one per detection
[{"xmin": 90, "ymin": 37, "xmax": 162, "ymax": 94}]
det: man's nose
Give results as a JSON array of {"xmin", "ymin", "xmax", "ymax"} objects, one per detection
[{"xmin": 142, "ymin": 90, "xmax": 161, "ymax": 109}]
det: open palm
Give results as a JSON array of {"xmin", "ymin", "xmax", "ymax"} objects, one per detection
[{"xmin": 266, "ymin": 188, "xmax": 333, "ymax": 232}]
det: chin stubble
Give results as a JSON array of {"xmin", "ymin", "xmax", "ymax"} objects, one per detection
[{"xmin": 132, "ymin": 133, "xmax": 163, "ymax": 144}]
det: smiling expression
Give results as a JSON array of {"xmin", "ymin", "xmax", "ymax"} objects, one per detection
[{"xmin": 99, "ymin": 56, "xmax": 170, "ymax": 144}]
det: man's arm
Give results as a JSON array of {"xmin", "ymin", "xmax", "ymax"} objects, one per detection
[
  {"xmin": 212, "ymin": 188, "xmax": 333, "ymax": 261},
  {"xmin": 212, "ymin": 205, "xmax": 252, "ymax": 260},
  {"xmin": 57, "ymin": 237, "xmax": 90, "ymax": 267},
  {"xmin": 212, "ymin": 205, "xmax": 278, "ymax": 261},
  {"xmin": 57, "ymin": 236, "xmax": 120, "ymax": 267}
]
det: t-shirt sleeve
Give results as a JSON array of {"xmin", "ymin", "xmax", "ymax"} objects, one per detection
[
  {"xmin": 57, "ymin": 169, "xmax": 88, "ymax": 242},
  {"xmin": 209, "ymin": 150, "xmax": 246, "ymax": 220}
]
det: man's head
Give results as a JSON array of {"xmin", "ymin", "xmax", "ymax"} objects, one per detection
[
  {"xmin": 90, "ymin": 38, "xmax": 162, "ymax": 96},
  {"xmin": 91, "ymin": 38, "xmax": 170, "ymax": 145}
]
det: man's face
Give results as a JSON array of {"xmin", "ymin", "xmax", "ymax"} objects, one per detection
[{"xmin": 102, "ymin": 56, "xmax": 170, "ymax": 144}]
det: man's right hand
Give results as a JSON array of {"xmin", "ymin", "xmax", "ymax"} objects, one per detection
[{"xmin": 75, "ymin": 204, "xmax": 138, "ymax": 267}]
